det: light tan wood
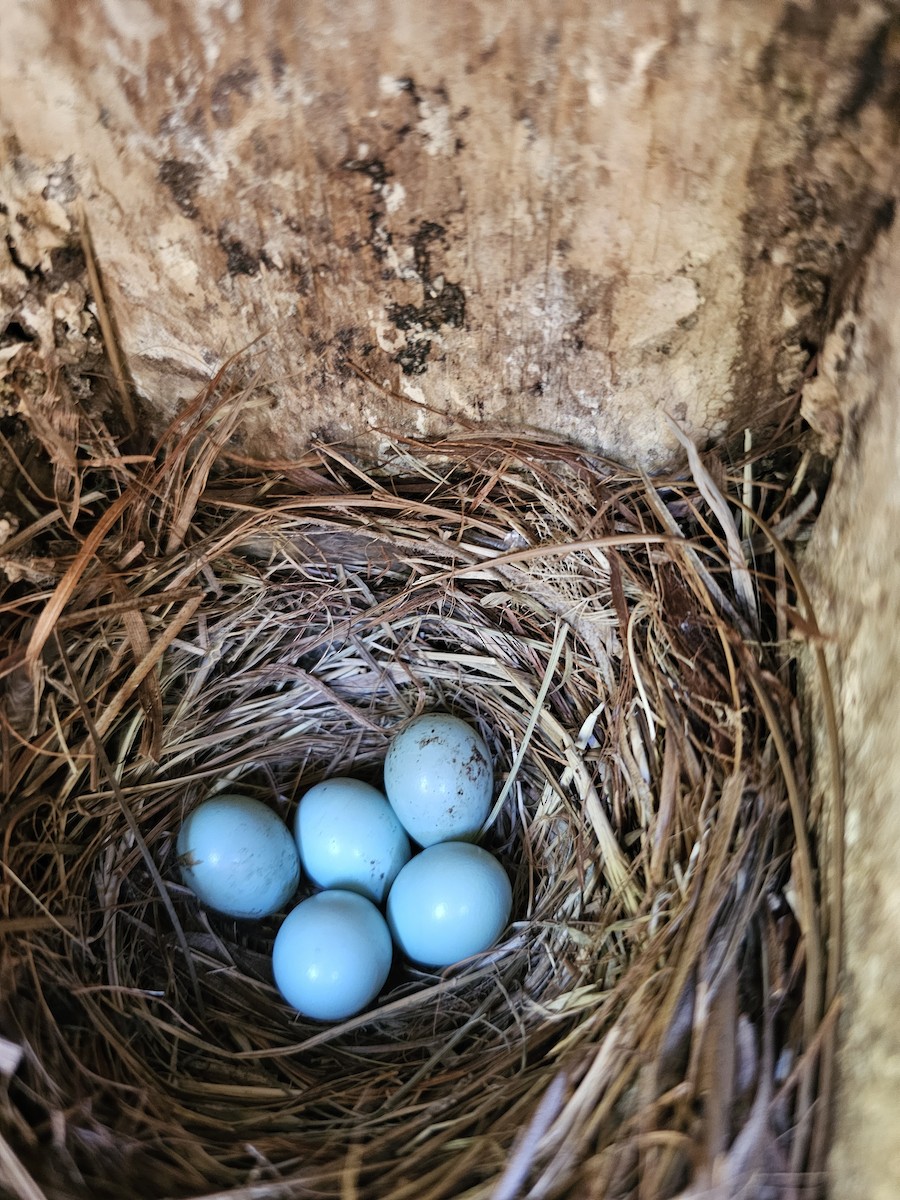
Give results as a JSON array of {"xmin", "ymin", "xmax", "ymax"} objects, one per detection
[
  {"xmin": 804, "ymin": 211, "xmax": 900, "ymax": 1200},
  {"xmin": 2, "ymin": 1, "xmax": 896, "ymax": 467}
]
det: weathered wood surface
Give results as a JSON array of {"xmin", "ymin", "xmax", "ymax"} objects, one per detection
[
  {"xmin": 1, "ymin": 1, "xmax": 897, "ymax": 467},
  {"xmin": 803, "ymin": 209, "xmax": 900, "ymax": 1200}
]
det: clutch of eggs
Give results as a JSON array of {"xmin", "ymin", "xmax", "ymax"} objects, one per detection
[{"xmin": 175, "ymin": 713, "xmax": 511, "ymax": 1022}]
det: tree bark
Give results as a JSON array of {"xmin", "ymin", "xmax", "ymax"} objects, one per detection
[
  {"xmin": 803, "ymin": 211, "xmax": 900, "ymax": 1200},
  {"xmin": 1, "ymin": 1, "xmax": 897, "ymax": 467}
]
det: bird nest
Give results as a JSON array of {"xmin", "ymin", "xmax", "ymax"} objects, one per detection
[{"xmin": 0, "ymin": 382, "xmax": 838, "ymax": 1200}]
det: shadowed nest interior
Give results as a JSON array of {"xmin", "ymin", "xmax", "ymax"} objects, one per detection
[{"xmin": 0, "ymin": 383, "xmax": 839, "ymax": 1200}]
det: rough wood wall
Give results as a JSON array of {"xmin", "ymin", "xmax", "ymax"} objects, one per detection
[
  {"xmin": 1, "ymin": 1, "xmax": 898, "ymax": 467},
  {"xmin": 804, "ymin": 212, "xmax": 900, "ymax": 1200}
]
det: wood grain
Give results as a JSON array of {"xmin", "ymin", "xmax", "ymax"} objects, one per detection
[
  {"xmin": 1, "ymin": 1, "xmax": 897, "ymax": 467},
  {"xmin": 804, "ymin": 207, "xmax": 900, "ymax": 1200}
]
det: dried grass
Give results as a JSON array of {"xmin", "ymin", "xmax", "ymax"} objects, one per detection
[{"xmin": 0, "ymin": 378, "xmax": 838, "ymax": 1200}]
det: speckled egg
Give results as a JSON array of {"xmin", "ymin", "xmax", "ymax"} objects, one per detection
[
  {"xmin": 383, "ymin": 713, "xmax": 493, "ymax": 846},
  {"xmin": 176, "ymin": 794, "xmax": 300, "ymax": 919},
  {"xmin": 293, "ymin": 777, "xmax": 411, "ymax": 904}
]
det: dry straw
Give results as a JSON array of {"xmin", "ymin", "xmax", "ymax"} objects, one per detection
[{"xmin": 0, "ymin": 374, "xmax": 839, "ymax": 1200}]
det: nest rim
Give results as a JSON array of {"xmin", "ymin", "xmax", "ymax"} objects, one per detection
[{"xmin": 0, "ymin": 394, "xmax": 836, "ymax": 1200}]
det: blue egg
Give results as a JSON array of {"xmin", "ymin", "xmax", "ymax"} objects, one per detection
[
  {"xmin": 293, "ymin": 777, "xmax": 411, "ymax": 904},
  {"xmin": 384, "ymin": 713, "xmax": 493, "ymax": 846},
  {"xmin": 386, "ymin": 842, "xmax": 512, "ymax": 967},
  {"xmin": 272, "ymin": 891, "xmax": 393, "ymax": 1021},
  {"xmin": 176, "ymin": 794, "xmax": 300, "ymax": 919}
]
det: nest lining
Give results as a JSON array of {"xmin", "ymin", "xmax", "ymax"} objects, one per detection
[{"xmin": 0, "ymin": 389, "xmax": 835, "ymax": 1200}]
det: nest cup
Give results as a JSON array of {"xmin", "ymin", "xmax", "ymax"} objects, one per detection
[{"xmin": 0, "ymin": 392, "xmax": 833, "ymax": 1200}]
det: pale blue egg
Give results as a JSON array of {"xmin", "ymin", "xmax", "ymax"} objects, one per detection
[
  {"xmin": 272, "ymin": 891, "xmax": 393, "ymax": 1020},
  {"xmin": 176, "ymin": 794, "xmax": 300, "ymax": 919},
  {"xmin": 386, "ymin": 842, "xmax": 512, "ymax": 967},
  {"xmin": 293, "ymin": 778, "xmax": 411, "ymax": 904},
  {"xmin": 383, "ymin": 714, "xmax": 493, "ymax": 846}
]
